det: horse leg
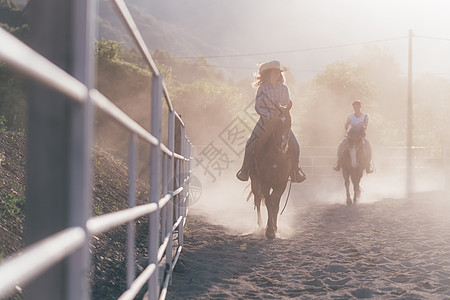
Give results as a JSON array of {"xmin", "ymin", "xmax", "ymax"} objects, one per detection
[
  {"xmin": 255, "ymin": 193, "xmax": 263, "ymax": 229},
  {"xmin": 343, "ymin": 169, "xmax": 352, "ymax": 205},
  {"xmin": 262, "ymin": 187, "xmax": 276, "ymax": 240},
  {"xmin": 250, "ymin": 177, "xmax": 263, "ymax": 229},
  {"xmin": 352, "ymin": 171, "xmax": 362, "ymax": 204},
  {"xmin": 269, "ymin": 188, "xmax": 284, "ymax": 234}
]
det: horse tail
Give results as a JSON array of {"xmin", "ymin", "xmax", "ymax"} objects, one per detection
[
  {"xmin": 243, "ymin": 183, "xmax": 252, "ymax": 202},
  {"xmin": 246, "ymin": 190, "xmax": 253, "ymax": 202}
]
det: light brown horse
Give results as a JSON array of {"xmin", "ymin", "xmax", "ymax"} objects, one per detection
[
  {"xmin": 341, "ymin": 126, "xmax": 370, "ymax": 205},
  {"xmin": 248, "ymin": 102, "xmax": 293, "ymax": 240}
]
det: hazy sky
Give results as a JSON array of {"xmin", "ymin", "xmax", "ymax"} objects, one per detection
[{"xmin": 152, "ymin": 0, "xmax": 450, "ymax": 82}]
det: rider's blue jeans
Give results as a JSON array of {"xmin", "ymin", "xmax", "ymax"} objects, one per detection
[{"xmin": 241, "ymin": 117, "xmax": 300, "ymax": 170}]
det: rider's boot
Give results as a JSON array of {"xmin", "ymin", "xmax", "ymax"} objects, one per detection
[
  {"xmin": 236, "ymin": 156, "xmax": 252, "ymax": 181},
  {"xmin": 333, "ymin": 161, "xmax": 341, "ymax": 172},
  {"xmin": 333, "ymin": 145, "xmax": 344, "ymax": 171},
  {"xmin": 333, "ymin": 155, "xmax": 343, "ymax": 171},
  {"xmin": 364, "ymin": 141, "xmax": 373, "ymax": 174},
  {"xmin": 236, "ymin": 143, "xmax": 256, "ymax": 181},
  {"xmin": 291, "ymin": 166, "xmax": 307, "ymax": 183},
  {"xmin": 236, "ymin": 167, "xmax": 250, "ymax": 181}
]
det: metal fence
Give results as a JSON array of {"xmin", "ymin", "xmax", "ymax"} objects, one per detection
[
  {"xmin": 0, "ymin": 1, "xmax": 190, "ymax": 299},
  {"xmin": 193, "ymin": 144, "xmax": 448, "ymax": 190},
  {"xmin": 301, "ymin": 145, "xmax": 447, "ymax": 190}
]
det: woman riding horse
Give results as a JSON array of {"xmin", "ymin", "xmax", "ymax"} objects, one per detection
[
  {"xmin": 250, "ymin": 101, "xmax": 294, "ymax": 239},
  {"xmin": 236, "ymin": 60, "xmax": 306, "ymax": 183},
  {"xmin": 341, "ymin": 125, "xmax": 369, "ymax": 205},
  {"xmin": 333, "ymin": 100, "xmax": 373, "ymax": 174}
]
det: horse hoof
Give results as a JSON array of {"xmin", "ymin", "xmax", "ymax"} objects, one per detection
[
  {"xmin": 346, "ymin": 199, "xmax": 352, "ymax": 206},
  {"xmin": 265, "ymin": 229, "xmax": 276, "ymax": 240}
]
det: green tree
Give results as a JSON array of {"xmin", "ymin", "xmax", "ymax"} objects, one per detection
[
  {"xmin": 301, "ymin": 61, "xmax": 374, "ymax": 145},
  {"xmin": 350, "ymin": 45, "xmax": 407, "ymax": 146},
  {"xmin": 169, "ymin": 77, "xmax": 244, "ymax": 145},
  {"xmin": 96, "ymin": 38, "xmax": 124, "ymax": 61},
  {"xmin": 413, "ymin": 74, "xmax": 450, "ymax": 146}
]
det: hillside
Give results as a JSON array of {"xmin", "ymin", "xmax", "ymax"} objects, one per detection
[
  {"xmin": 1, "ymin": 0, "xmax": 223, "ymax": 59},
  {"xmin": 98, "ymin": 0, "xmax": 222, "ymax": 58},
  {"xmin": 0, "ymin": 131, "xmax": 26, "ymax": 260}
]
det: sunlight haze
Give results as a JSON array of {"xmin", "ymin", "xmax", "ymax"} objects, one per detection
[{"xmin": 145, "ymin": 0, "xmax": 450, "ymax": 82}]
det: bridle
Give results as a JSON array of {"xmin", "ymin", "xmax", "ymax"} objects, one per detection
[
  {"xmin": 259, "ymin": 90, "xmax": 291, "ymax": 154},
  {"xmin": 268, "ymin": 114, "xmax": 290, "ymax": 154},
  {"xmin": 346, "ymin": 132, "xmax": 364, "ymax": 168}
]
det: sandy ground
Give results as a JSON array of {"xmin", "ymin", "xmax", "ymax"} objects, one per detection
[{"xmin": 165, "ymin": 170, "xmax": 450, "ymax": 299}]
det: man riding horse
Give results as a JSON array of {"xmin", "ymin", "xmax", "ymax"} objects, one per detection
[
  {"xmin": 236, "ymin": 60, "xmax": 306, "ymax": 183},
  {"xmin": 333, "ymin": 100, "xmax": 373, "ymax": 174}
]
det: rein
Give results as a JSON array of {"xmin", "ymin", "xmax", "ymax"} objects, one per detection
[
  {"xmin": 271, "ymin": 115, "xmax": 291, "ymax": 216},
  {"xmin": 280, "ymin": 178, "xmax": 292, "ymax": 215},
  {"xmin": 258, "ymin": 92, "xmax": 292, "ymax": 215}
]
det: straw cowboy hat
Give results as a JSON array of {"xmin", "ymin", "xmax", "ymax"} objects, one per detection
[{"xmin": 259, "ymin": 60, "xmax": 287, "ymax": 74}]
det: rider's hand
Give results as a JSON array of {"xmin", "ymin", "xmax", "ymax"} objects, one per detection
[{"xmin": 262, "ymin": 114, "xmax": 272, "ymax": 125}]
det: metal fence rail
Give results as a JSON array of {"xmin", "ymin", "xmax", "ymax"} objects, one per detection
[
  {"xmin": 0, "ymin": 227, "xmax": 86, "ymax": 297},
  {"xmin": 0, "ymin": 0, "xmax": 191, "ymax": 299},
  {"xmin": 193, "ymin": 144, "xmax": 448, "ymax": 189}
]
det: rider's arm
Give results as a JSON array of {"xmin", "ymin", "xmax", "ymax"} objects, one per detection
[
  {"xmin": 254, "ymin": 88, "xmax": 272, "ymax": 117},
  {"xmin": 363, "ymin": 114, "xmax": 369, "ymax": 131},
  {"xmin": 344, "ymin": 117, "xmax": 351, "ymax": 131}
]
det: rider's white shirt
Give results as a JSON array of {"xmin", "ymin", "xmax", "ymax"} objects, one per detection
[{"xmin": 348, "ymin": 113, "xmax": 368, "ymax": 128}]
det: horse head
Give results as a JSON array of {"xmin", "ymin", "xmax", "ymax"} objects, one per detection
[
  {"xmin": 345, "ymin": 125, "xmax": 365, "ymax": 169},
  {"xmin": 251, "ymin": 101, "xmax": 293, "ymax": 240},
  {"xmin": 346, "ymin": 125, "xmax": 365, "ymax": 147},
  {"xmin": 271, "ymin": 101, "xmax": 292, "ymax": 154}
]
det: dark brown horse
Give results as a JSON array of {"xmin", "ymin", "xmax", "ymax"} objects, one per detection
[
  {"xmin": 341, "ymin": 126, "xmax": 370, "ymax": 205},
  {"xmin": 249, "ymin": 102, "xmax": 293, "ymax": 240}
]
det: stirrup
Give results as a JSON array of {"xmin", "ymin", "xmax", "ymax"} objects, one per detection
[
  {"xmin": 291, "ymin": 169, "xmax": 306, "ymax": 183},
  {"xmin": 236, "ymin": 169, "xmax": 249, "ymax": 181}
]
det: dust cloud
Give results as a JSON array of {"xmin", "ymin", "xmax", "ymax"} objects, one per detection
[
  {"xmin": 189, "ymin": 143, "xmax": 448, "ymax": 238},
  {"xmin": 93, "ymin": 1, "xmax": 450, "ymax": 239},
  {"xmin": 189, "ymin": 169, "xmax": 302, "ymax": 239}
]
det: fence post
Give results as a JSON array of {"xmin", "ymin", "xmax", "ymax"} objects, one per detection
[
  {"xmin": 165, "ymin": 109, "xmax": 175, "ymax": 277},
  {"xmin": 444, "ymin": 146, "xmax": 447, "ymax": 191},
  {"xmin": 161, "ymin": 153, "xmax": 168, "ymax": 243},
  {"xmin": 25, "ymin": 1, "xmax": 94, "ymax": 299},
  {"xmin": 406, "ymin": 29, "xmax": 413, "ymax": 197},
  {"xmin": 179, "ymin": 126, "xmax": 187, "ymax": 246},
  {"xmin": 68, "ymin": 1, "xmax": 95, "ymax": 299},
  {"xmin": 174, "ymin": 117, "xmax": 182, "ymax": 228},
  {"xmin": 148, "ymin": 73, "xmax": 162, "ymax": 300},
  {"xmin": 187, "ymin": 141, "xmax": 192, "ymax": 206},
  {"xmin": 127, "ymin": 134, "xmax": 138, "ymax": 288}
]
